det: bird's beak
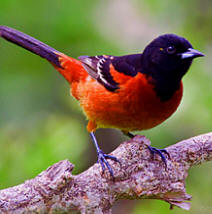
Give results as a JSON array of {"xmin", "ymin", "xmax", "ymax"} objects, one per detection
[{"xmin": 180, "ymin": 48, "xmax": 205, "ymax": 59}]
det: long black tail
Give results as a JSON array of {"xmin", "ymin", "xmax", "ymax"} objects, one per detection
[{"xmin": 0, "ymin": 26, "xmax": 62, "ymax": 68}]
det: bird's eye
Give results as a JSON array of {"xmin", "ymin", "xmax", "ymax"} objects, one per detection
[{"xmin": 166, "ymin": 46, "xmax": 176, "ymax": 54}]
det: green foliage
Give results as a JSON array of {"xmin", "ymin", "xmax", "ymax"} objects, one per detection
[{"xmin": 0, "ymin": 0, "xmax": 211, "ymax": 213}]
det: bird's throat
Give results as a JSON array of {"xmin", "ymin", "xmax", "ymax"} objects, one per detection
[{"xmin": 150, "ymin": 74, "xmax": 182, "ymax": 102}]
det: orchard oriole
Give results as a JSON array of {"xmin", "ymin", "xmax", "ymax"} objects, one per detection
[{"xmin": 0, "ymin": 26, "xmax": 204, "ymax": 177}]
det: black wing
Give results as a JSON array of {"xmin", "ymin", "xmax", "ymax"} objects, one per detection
[{"xmin": 78, "ymin": 54, "xmax": 142, "ymax": 91}]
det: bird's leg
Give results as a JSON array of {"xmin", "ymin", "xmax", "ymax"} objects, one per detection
[
  {"xmin": 90, "ymin": 132, "xmax": 120, "ymax": 178},
  {"xmin": 122, "ymin": 131, "xmax": 135, "ymax": 138}
]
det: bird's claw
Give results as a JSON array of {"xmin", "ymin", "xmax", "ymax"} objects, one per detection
[
  {"xmin": 97, "ymin": 150, "xmax": 121, "ymax": 178},
  {"xmin": 147, "ymin": 145, "xmax": 170, "ymax": 166}
]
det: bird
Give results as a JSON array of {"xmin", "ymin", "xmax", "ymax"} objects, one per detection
[{"xmin": 0, "ymin": 26, "xmax": 204, "ymax": 177}]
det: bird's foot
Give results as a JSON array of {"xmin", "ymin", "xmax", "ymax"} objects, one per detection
[
  {"xmin": 147, "ymin": 145, "xmax": 170, "ymax": 166},
  {"xmin": 97, "ymin": 150, "xmax": 120, "ymax": 178}
]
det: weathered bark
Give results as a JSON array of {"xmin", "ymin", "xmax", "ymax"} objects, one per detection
[{"xmin": 0, "ymin": 133, "xmax": 211, "ymax": 214}]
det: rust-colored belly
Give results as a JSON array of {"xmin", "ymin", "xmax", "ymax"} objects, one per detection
[{"xmin": 76, "ymin": 73, "xmax": 183, "ymax": 132}]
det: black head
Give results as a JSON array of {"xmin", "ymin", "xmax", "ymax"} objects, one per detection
[
  {"xmin": 142, "ymin": 34, "xmax": 204, "ymax": 78},
  {"xmin": 141, "ymin": 34, "xmax": 204, "ymax": 101}
]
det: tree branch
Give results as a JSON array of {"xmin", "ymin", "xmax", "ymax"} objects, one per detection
[{"xmin": 0, "ymin": 133, "xmax": 211, "ymax": 213}]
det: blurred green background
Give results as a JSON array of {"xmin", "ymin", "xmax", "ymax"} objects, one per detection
[{"xmin": 0, "ymin": 0, "xmax": 212, "ymax": 213}]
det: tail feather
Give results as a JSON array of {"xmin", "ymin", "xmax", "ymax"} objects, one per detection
[
  {"xmin": 0, "ymin": 26, "xmax": 62, "ymax": 68},
  {"xmin": 0, "ymin": 26, "xmax": 86, "ymax": 83}
]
